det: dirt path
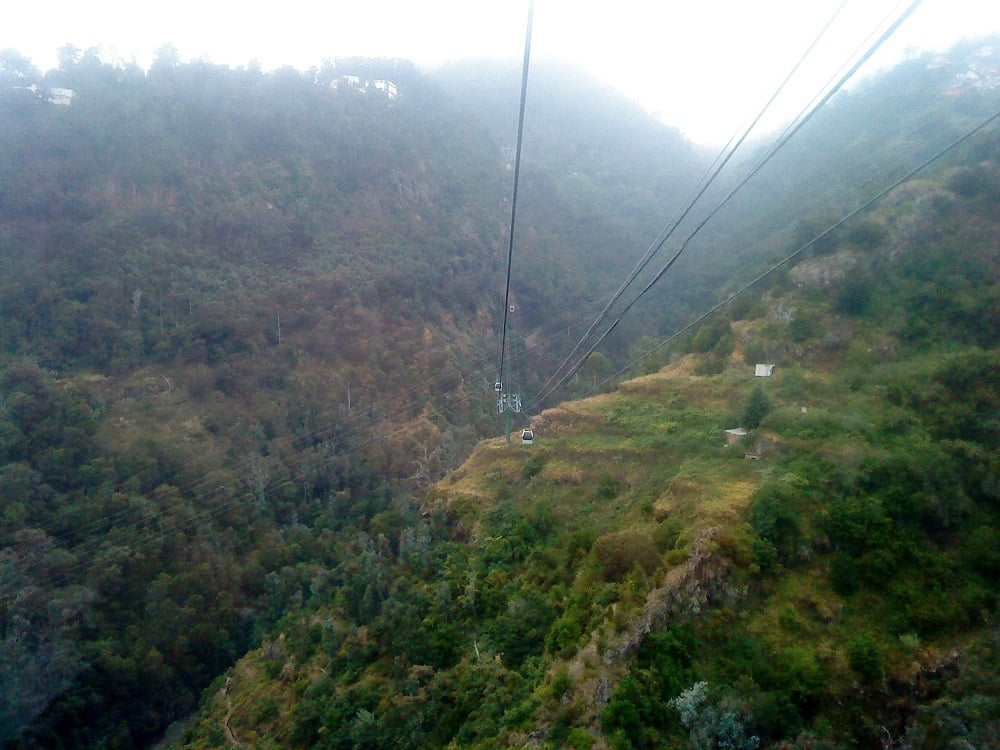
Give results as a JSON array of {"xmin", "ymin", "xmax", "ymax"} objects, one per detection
[{"xmin": 221, "ymin": 679, "xmax": 243, "ymax": 748}]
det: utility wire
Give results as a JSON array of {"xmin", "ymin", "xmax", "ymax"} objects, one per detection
[
  {"xmin": 537, "ymin": 1, "xmax": 849, "ymax": 402},
  {"xmin": 17, "ymin": 288, "xmax": 601, "ymax": 564},
  {"xmin": 9, "ymin": 87, "xmax": 994, "ymax": 595},
  {"xmin": 0, "ymin": 0, "xmax": 931, "ymax": 592},
  {"xmin": 584, "ymin": 105, "xmax": 1000, "ymax": 397},
  {"xmin": 12, "ymin": 295, "xmax": 603, "ymax": 593},
  {"xmin": 6, "ymin": 293, "xmax": 599, "ymax": 568},
  {"xmin": 530, "ymin": 0, "xmax": 924, "ymax": 410},
  {"xmin": 497, "ymin": 0, "xmax": 535, "ymax": 392},
  {"xmin": 5, "ymin": 1, "xmax": 919, "ymax": 587}
]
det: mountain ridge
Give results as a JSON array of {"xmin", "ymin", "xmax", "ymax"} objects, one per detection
[
  {"xmin": 167, "ymin": 126, "xmax": 1000, "ymax": 744},
  {"xmin": 1, "ymin": 40, "xmax": 998, "ymax": 749}
]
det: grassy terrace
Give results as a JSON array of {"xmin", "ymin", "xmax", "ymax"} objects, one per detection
[{"xmin": 174, "ymin": 343, "xmax": 999, "ymax": 749}]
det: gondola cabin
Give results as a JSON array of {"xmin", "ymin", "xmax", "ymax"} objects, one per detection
[{"xmin": 521, "ymin": 428, "xmax": 534, "ymax": 445}]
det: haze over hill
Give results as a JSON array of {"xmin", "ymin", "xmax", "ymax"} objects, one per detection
[
  {"xmin": 0, "ymin": 34, "xmax": 998, "ymax": 749},
  {"xmin": 7, "ymin": 0, "xmax": 1000, "ymax": 145}
]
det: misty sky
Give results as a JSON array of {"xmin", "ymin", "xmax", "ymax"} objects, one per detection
[{"xmin": 5, "ymin": 0, "xmax": 1000, "ymax": 145}]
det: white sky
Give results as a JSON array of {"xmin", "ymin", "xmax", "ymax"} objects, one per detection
[{"xmin": 4, "ymin": 0, "xmax": 1000, "ymax": 145}]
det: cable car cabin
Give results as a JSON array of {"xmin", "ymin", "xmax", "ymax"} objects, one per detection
[
  {"xmin": 494, "ymin": 381, "xmax": 503, "ymax": 392},
  {"xmin": 521, "ymin": 429, "xmax": 534, "ymax": 445}
]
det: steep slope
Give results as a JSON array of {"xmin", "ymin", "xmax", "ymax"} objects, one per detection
[
  {"xmin": 3, "ymin": 37, "xmax": 1000, "ymax": 748},
  {"xmin": 170, "ymin": 126, "xmax": 999, "ymax": 748},
  {"xmin": 569, "ymin": 35, "xmax": 1000, "ymax": 350},
  {"xmin": 432, "ymin": 60, "xmax": 708, "ymax": 361},
  {"xmin": 0, "ymin": 52, "xmax": 707, "ymax": 748}
]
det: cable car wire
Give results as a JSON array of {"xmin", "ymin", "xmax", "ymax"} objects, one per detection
[
  {"xmin": 582, "ymin": 104, "xmax": 1000, "ymax": 398},
  {"xmin": 10, "ymin": 95, "xmax": 996, "ymax": 596},
  {"xmin": 0, "ymin": 0, "xmax": 940, "ymax": 596},
  {"xmin": 536, "ymin": 1, "xmax": 849, "ymax": 402},
  {"xmin": 529, "ymin": 0, "xmax": 924, "ymax": 410},
  {"xmin": 497, "ymin": 0, "xmax": 535, "ymax": 393}
]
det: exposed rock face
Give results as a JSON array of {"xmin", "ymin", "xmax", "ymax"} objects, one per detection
[
  {"xmin": 767, "ymin": 302, "xmax": 797, "ymax": 322},
  {"xmin": 788, "ymin": 248, "xmax": 861, "ymax": 288},
  {"xmin": 603, "ymin": 527, "xmax": 744, "ymax": 666},
  {"xmin": 577, "ymin": 527, "xmax": 746, "ymax": 721}
]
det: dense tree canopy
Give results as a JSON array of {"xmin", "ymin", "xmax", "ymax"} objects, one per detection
[{"xmin": 1, "ymin": 36, "xmax": 999, "ymax": 748}]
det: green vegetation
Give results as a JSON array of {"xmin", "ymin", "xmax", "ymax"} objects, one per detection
[
  {"xmin": 167, "ymin": 329, "xmax": 1000, "ymax": 748},
  {"xmin": 2, "ymin": 36, "xmax": 1000, "ymax": 750},
  {"xmin": 0, "ymin": 46, "xmax": 714, "ymax": 746},
  {"xmin": 742, "ymin": 386, "xmax": 772, "ymax": 430},
  {"xmin": 175, "ymin": 127, "xmax": 999, "ymax": 745}
]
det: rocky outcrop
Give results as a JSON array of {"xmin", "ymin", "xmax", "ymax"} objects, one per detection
[
  {"xmin": 789, "ymin": 249, "xmax": 862, "ymax": 288},
  {"xmin": 603, "ymin": 527, "xmax": 745, "ymax": 665}
]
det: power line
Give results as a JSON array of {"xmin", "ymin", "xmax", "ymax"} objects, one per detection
[
  {"xmin": 536, "ymin": 1, "xmax": 850, "ymax": 403},
  {"xmin": 529, "ymin": 0, "xmax": 924, "ymax": 410},
  {"xmin": 16, "ymin": 294, "xmax": 607, "ymax": 560},
  {"xmin": 494, "ymin": 1, "xmax": 536, "ymax": 445},
  {"xmin": 497, "ymin": 0, "xmax": 535, "ymax": 393},
  {"xmin": 7, "ymin": 295, "xmax": 597, "ymax": 567},
  {"xmin": 0, "ymin": 0, "xmax": 937, "ymax": 592},
  {"xmin": 586, "ymin": 105, "xmax": 1000, "ymax": 396},
  {"xmin": 6, "ymin": 80, "xmax": 992, "ymax": 596}
]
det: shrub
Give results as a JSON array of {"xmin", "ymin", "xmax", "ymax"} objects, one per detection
[
  {"xmin": 713, "ymin": 526, "xmax": 755, "ymax": 568},
  {"xmin": 253, "ymin": 696, "xmax": 280, "ymax": 723},
  {"xmin": 547, "ymin": 612, "xmax": 585, "ymax": 658},
  {"xmin": 653, "ymin": 517, "xmax": 682, "ymax": 552},
  {"xmin": 671, "ymin": 681, "xmax": 760, "ymax": 750},
  {"xmin": 835, "ymin": 276, "xmax": 874, "ymax": 316},
  {"xmin": 948, "ymin": 164, "xmax": 1000, "ymax": 199},
  {"xmin": 549, "ymin": 665, "xmax": 573, "ymax": 700},
  {"xmin": 848, "ymin": 635, "xmax": 881, "ymax": 680},
  {"xmin": 568, "ymin": 528, "xmax": 597, "ymax": 561},
  {"xmin": 695, "ymin": 356, "xmax": 726, "ymax": 376},
  {"xmin": 750, "ymin": 486, "xmax": 802, "ymax": 566},
  {"xmin": 566, "ymin": 727, "xmax": 596, "ymax": 749},
  {"xmin": 692, "ymin": 317, "xmax": 732, "ymax": 353},
  {"xmin": 597, "ymin": 475, "xmax": 620, "ymax": 500},
  {"xmin": 743, "ymin": 340, "xmax": 767, "ymax": 366},
  {"xmin": 521, "ymin": 453, "xmax": 546, "ymax": 479},
  {"xmin": 602, "ymin": 681, "xmax": 644, "ymax": 747},
  {"xmin": 592, "ymin": 531, "xmax": 660, "ymax": 582},
  {"xmin": 742, "ymin": 386, "xmax": 772, "ymax": 430},
  {"xmin": 967, "ymin": 526, "xmax": 1000, "ymax": 577},
  {"xmin": 847, "ymin": 220, "xmax": 889, "ymax": 251},
  {"xmin": 821, "ymin": 495, "xmax": 890, "ymax": 555},
  {"xmin": 788, "ymin": 316, "xmax": 819, "ymax": 343},
  {"xmin": 727, "ymin": 295, "xmax": 754, "ymax": 321},
  {"xmin": 829, "ymin": 554, "xmax": 859, "ymax": 596}
]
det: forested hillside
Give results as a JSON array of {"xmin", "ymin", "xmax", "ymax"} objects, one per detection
[
  {"xmin": 1, "ymin": 36, "xmax": 999, "ymax": 749},
  {"xmin": 630, "ymin": 37, "xmax": 1000, "ymax": 332},
  {"xmin": 172, "ymin": 92, "xmax": 999, "ymax": 748},
  {"xmin": 0, "ymin": 47, "xmax": 704, "ymax": 748}
]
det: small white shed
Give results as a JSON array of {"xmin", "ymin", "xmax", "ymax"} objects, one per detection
[{"xmin": 724, "ymin": 427, "xmax": 748, "ymax": 446}]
